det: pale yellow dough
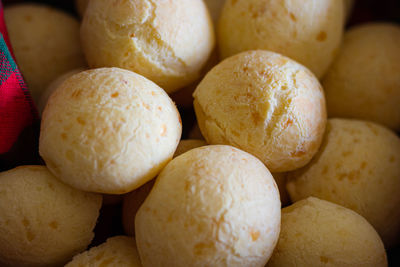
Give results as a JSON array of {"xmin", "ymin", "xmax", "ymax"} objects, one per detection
[
  {"xmin": 39, "ymin": 68, "xmax": 182, "ymax": 194},
  {"xmin": 81, "ymin": 0, "xmax": 215, "ymax": 93},
  {"xmin": 267, "ymin": 197, "xmax": 387, "ymax": 267},
  {"xmin": 323, "ymin": 23, "xmax": 400, "ymax": 131},
  {"xmin": 287, "ymin": 119, "xmax": 400, "ymax": 247},
  {"xmin": 194, "ymin": 50, "xmax": 327, "ymax": 172},
  {"xmin": 0, "ymin": 166, "xmax": 102, "ymax": 267},
  {"xmin": 135, "ymin": 145, "xmax": 281, "ymax": 267},
  {"xmin": 4, "ymin": 4, "xmax": 86, "ymax": 105},
  {"xmin": 218, "ymin": 0, "xmax": 344, "ymax": 78},
  {"xmin": 65, "ymin": 236, "xmax": 142, "ymax": 267}
]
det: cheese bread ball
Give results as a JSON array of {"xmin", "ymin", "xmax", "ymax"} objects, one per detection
[
  {"xmin": 287, "ymin": 119, "xmax": 400, "ymax": 247},
  {"xmin": 81, "ymin": 0, "xmax": 215, "ymax": 94},
  {"xmin": 218, "ymin": 0, "xmax": 344, "ymax": 78},
  {"xmin": 65, "ymin": 236, "xmax": 142, "ymax": 267},
  {"xmin": 272, "ymin": 172, "xmax": 290, "ymax": 207},
  {"xmin": 4, "ymin": 4, "xmax": 86, "ymax": 105},
  {"xmin": 123, "ymin": 139, "xmax": 207, "ymax": 236},
  {"xmin": 267, "ymin": 197, "xmax": 387, "ymax": 267},
  {"xmin": 194, "ymin": 50, "xmax": 327, "ymax": 172},
  {"xmin": 39, "ymin": 68, "xmax": 182, "ymax": 194},
  {"xmin": 75, "ymin": 0, "xmax": 89, "ymax": 17},
  {"xmin": 38, "ymin": 68, "xmax": 86, "ymax": 115},
  {"xmin": 135, "ymin": 145, "xmax": 281, "ymax": 267},
  {"xmin": 323, "ymin": 23, "xmax": 400, "ymax": 131},
  {"xmin": 0, "ymin": 166, "xmax": 102, "ymax": 267}
]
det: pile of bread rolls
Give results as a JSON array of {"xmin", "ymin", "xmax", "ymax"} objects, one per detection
[{"xmin": 0, "ymin": 0, "xmax": 399, "ymax": 266}]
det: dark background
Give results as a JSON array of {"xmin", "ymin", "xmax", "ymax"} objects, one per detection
[{"xmin": 1, "ymin": 0, "xmax": 400, "ymax": 265}]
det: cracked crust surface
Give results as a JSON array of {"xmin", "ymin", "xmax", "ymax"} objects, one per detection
[
  {"xmin": 193, "ymin": 50, "xmax": 326, "ymax": 172},
  {"xmin": 287, "ymin": 119, "xmax": 400, "ymax": 248},
  {"xmin": 135, "ymin": 145, "xmax": 281, "ymax": 267},
  {"xmin": 267, "ymin": 197, "xmax": 387, "ymax": 267},
  {"xmin": 39, "ymin": 68, "xmax": 182, "ymax": 194},
  {"xmin": 81, "ymin": 0, "xmax": 215, "ymax": 93}
]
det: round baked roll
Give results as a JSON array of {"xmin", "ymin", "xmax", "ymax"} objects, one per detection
[
  {"xmin": 65, "ymin": 236, "xmax": 142, "ymax": 267},
  {"xmin": 267, "ymin": 197, "xmax": 387, "ymax": 267},
  {"xmin": 39, "ymin": 67, "xmax": 182, "ymax": 194},
  {"xmin": 4, "ymin": 4, "xmax": 86, "ymax": 105},
  {"xmin": 287, "ymin": 118, "xmax": 400, "ymax": 248},
  {"xmin": 0, "ymin": 166, "xmax": 102, "ymax": 267},
  {"xmin": 194, "ymin": 50, "xmax": 327, "ymax": 172},
  {"xmin": 218, "ymin": 0, "xmax": 344, "ymax": 78},
  {"xmin": 81, "ymin": 0, "xmax": 215, "ymax": 93},
  {"xmin": 323, "ymin": 23, "xmax": 400, "ymax": 131},
  {"xmin": 135, "ymin": 145, "xmax": 281, "ymax": 267}
]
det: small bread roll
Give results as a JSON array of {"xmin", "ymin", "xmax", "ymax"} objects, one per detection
[
  {"xmin": 123, "ymin": 139, "xmax": 207, "ymax": 236},
  {"xmin": 81, "ymin": 0, "xmax": 215, "ymax": 94},
  {"xmin": 287, "ymin": 119, "xmax": 400, "ymax": 247},
  {"xmin": 38, "ymin": 68, "xmax": 86, "ymax": 115},
  {"xmin": 4, "ymin": 4, "xmax": 86, "ymax": 105},
  {"xmin": 267, "ymin": 197, "xmax": 387, "ymax": 267},
  {"xmin": 75, "ymin": 0, "xmax": 89, "ymax": 17},
  {"xmin": 39, "ymin": 68, "xmax": 182, "ymax": 194},
  {"xmin": 323, "ymin": 23, "xmax": 400, "ymax": 131},
  {"xmin": 194, "ymin": 50, "xmax": 327, "ymax": 172},
  {"xmin": 0, "ymin": 166, "xmax": 102, "ymax": 267},
  {"xmin": 135, "ymin": 145, "xmax": 281, "ymax": 267},
  {"xmin": 65, "ymin": 236, "xmax": 142, "ymax": 267},
  {"xmin": 218, "ymin": 0, "xmax": 344, "ymax": 78}
]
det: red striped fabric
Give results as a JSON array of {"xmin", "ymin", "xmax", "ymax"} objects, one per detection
[{"xmin": 0, "ymin": 1, "xmax": 37, "ymax": 154}]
